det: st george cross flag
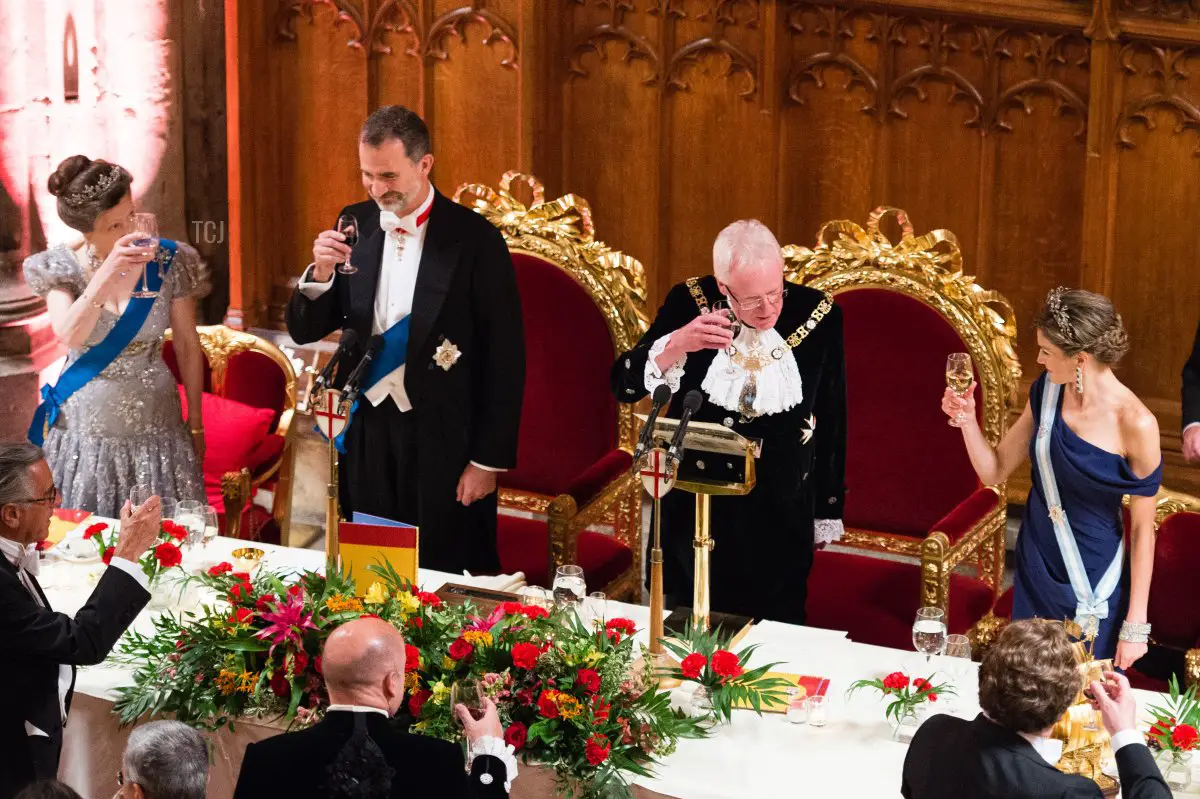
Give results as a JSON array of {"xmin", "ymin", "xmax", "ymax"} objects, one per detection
[{"xmin": 340, "ymin": 512, "xmax": 419, "ymax": 597}]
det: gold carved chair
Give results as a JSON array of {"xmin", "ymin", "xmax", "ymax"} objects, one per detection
[
  {"xmin": 784, "ymin": 207, "xmax": 1022, "ymax": 648},
  {"xmin": 164, "ymin": 326, "xmax": 298, "ymax": 543},
  {"xmin": 455, "ymin": 172, "xmax": 651, "ymax": 601}
]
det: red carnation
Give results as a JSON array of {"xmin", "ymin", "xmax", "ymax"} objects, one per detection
[
  {"xmin": 584, "ymin": 733, "xmax": 611, "ymax": 766},
  {"xmin": 229, "ymin": 580, "xmax": 254, "ymax": 605},
  {"xmin": 255, "ymin": 593, "xmax": 277, "ymax": 612},
  {"xmin": 207, "ymin": 562, "xmax": 233, "ymax": 576},
  {"xmin": 1173, "ymin": 723, "xmax": 1199, "ymax": 751},
  {"xmin": 537, "ymin": 692, "xmax": 560, "ymax": 719},
  {"xmin": 504, "ymin": 722, "xmax": 528, "ymax": 750},
  {"xmin": 516, "ymin": 688, "xmax": 534, "ymax": 706},
  {"xmin": 709, "ymin": 650, "xmax": 744, "ymax": 681},
  {"xmin": 882, "ymin": 672, "xmax": 910, "ymax": 692},
  {"xmin": 229, "ymin": 607, "xmax": 253, "ymax": 625},
  {"xmin": 681, "ymin": 653, "xmax": 707, "ymax": 680},
  {"xmin": 520, "ymin": 605, "xmax": 549, "ymax": 620},
  {"xmin": 927, "ymin": 692, "xmax": 938, "ymax": 702},
  {"xmin": 576, "ymin": 668, "xmax": 601, "ymax": 695},
  {"xmin": 415, "ymin": 591, "xmax": 442, "ymax": 608},
  {"xmin": 162, "ymin": 520, "xmax": 188, "ymax": 542},
  {"xmin": 913, "ymin": 678, "xmax": 931, "ymax": 692},
  {"xmin": 287, "ymin": 584, "xmax": 303, "ymax": 598},
  {"xmin": 448, "ymin": 638, "xmax": 473, "ymax": 662},
  {"xmin": 501, "ymin": 601, "xmax": 523, "ymax": 615},
  {"xmin": 83, "ymin": 522, "xmax": 108, "ymax": 540},
  {"xmin": 592, "ymin": 697, "xmax": 611, "ymax": 725},
  {"xmin": 605, "ymin": 618, "xmax": 636, "ymax": 636},
  {"xmin": 405, "ymin": 643, "xmax": 420, "ymax": 672},
  {"xmin": 512, "ymin": 642, "xmax": 540, "ymax": 670},
  {"xmin": 154, "ymin": 542, "xmax": 182, "ymax": 569},
  {"xmin": 101, "ymin": 547, "xmax": 115, "ymax": 565},
  {"xmin": 270, "ymin": 670, "xmax": 290, "ymax": 698},
  {"xmin": 291, "ymin": 649, "xmax": 310, "ymax": 674},
  {"xmin": 409, "ymin": 688, "xmax": 432, "ymax": 717},
  {"xmin": 1151, "ymin": 717, "xmax": 1176, "ymax": 742}
]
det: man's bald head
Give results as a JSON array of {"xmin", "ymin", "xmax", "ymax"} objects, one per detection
[{"xmin": 322, "ymin": 617, "xmax": 407, "ymax": 713}]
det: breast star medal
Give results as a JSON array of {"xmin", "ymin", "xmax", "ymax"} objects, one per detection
[
  {"xmin": 434, "ymin": 339, "xmax": 462, "ymax": 371},
  {"xmin": 801, "ymin": 414, "xmax": 816, "ymax": 445}
]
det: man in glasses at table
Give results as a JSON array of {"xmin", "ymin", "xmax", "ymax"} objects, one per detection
[
  {"xmin": 0, "ymin": 442, "xmax": 164, "ymax": 799},
  {"xmin": 611, "ymin": 220, "xmax": 847, "ymax": 625}
]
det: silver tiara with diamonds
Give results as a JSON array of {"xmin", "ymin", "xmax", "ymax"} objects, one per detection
[
  {"xmin": 1046, "ymin": 287, "xmax": 1074, "ymax": 341},
  {"xmin": 62, "ymin": 165, "xmax": 122, "ymax": 207}
]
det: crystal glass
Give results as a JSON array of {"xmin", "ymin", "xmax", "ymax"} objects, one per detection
[
  {"xmin": 451, "ymin": 678, "xmax": 486, "ymax": 771},
  {"xmin": 129, "ymin": 484, "xmax": 154, "ymax": 510},
  {"xmin": 128, "ymin": 213, "xmax": 160, "ymax": 298},
  {"xmin": 519, "ymin": 585, "xmax": 553, "ymax": 611},
  {"xmin": 552, "ymin": 565, "xmax": 586, "ymax": 609},
  {"xmin": 806, "ymin": 695, "xmax": 828, "ymax": 728},
  {"xmin": 159, "ymin": 497, "xmax": 178, "ymax": 526},
  {"xmin": 945, "ymin": 352, "xmax": 973, "ymax": 427},
  {"xmin": 174, "ymin": 500, "xmax": 205, "ymax": 548},
  {"xmin": 913, "ymin": 606, "xmax": 948, "ymax": 664},
  {"xmin": 944, "ymin": 633, "xmax": 971, "ymax": 660},
  {"xmin": 711, "ymin": 300, "xmax": 742, "ymax": 357},
  {"xmin": 587, "ymin": 591, "xmax": 608, "ymax": 625},
  {"xmin": 202, "ymin": 505, "xmax": 220, "ymax": 547},
  {"xmin": 785, "ymin": 688, "xmax": 808, "ymax": 724},
  {"xmin": 335, "ymin": 214, "xmax": 359, "ymax": 275}
]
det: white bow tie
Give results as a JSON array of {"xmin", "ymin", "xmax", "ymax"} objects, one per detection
[
  {"xmin": 5, "ymin": 543, "xmax": 39, "ymax": 577},
  {"xmin": 379, "ymin": 211, "xmax": 407, "ymax": 236}
]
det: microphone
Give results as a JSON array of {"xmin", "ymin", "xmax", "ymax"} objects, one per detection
[
  {"xmin": 633, "ymin": 385, "xmax": 673, "ymax": 465},
  {"xmin": 310, "ymin": 328, "xmax": 358, "ymax": 397},
  {"xmin": 341, "ymin": 334, "xmax": 384, "ymax": 407},
  {"xmin": 666, "ymin": 390, "xmax": 704, "ymax": 466}
]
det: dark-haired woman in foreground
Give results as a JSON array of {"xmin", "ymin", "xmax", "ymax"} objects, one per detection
[
  {"xmin": 23, "ymin": 155, "xmax": 206, "ymax": 516},
  {"xmin": 942, "ymin": 288, "xmax": 1162, "ymax": 667}
]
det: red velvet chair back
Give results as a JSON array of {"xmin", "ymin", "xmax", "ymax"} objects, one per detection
[
  {"xmin": 163, "ymin": 344, "xmax": 288, "ymax": 430},
  {"xmin": 838, "ymin": 288, "xmax": 981, "ymax": 536},
  {"xmin": 500, "ymin": 252, "xmax": 620, "ymax": 497},
  {"xmin": 1147, "ymin": 511, "xmax": 1200, "ymax": 650}
]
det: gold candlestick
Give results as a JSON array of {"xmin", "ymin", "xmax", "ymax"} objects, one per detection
[{"xmin": 693, "ymin": 493, "xmax": 714, "ymax": 632}]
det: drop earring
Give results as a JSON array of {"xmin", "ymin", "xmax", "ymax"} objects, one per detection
[{"xmin": 1074, "ymin": 365, "xmax": 1084, "ymax": 396}]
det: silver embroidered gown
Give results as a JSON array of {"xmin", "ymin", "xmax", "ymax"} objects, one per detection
[{"xmin": 23, "ymin": 244, "xmax": 206, "ymax": 516}]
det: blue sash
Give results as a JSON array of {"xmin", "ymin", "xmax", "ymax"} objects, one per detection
[
  {"xmin": 330, "ymin": 316, "xmax": 410, "ymax": 454},
  {"xmin": 28, "ymin": 240, "xmax": 176, "ymax": 446}
]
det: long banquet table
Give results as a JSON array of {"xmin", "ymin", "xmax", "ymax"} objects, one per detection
[{"xmin": 41, "ymin": 527, "xmax": 1197, "ymax": 798}]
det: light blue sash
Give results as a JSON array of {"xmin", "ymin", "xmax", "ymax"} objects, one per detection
[
  {"xmin": 328, "ymin": 316, "xmax": 410, "ymax": 454},
  {"xmin": 1034, "ymin": 379, "xmax": 1124, "ymax": 636},
  {"xmin": 28, "ymin": 240, "xmax": 176, "ymax": 446}
]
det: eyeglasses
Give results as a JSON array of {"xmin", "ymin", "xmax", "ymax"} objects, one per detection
[
  {"xmin": 13, "ymin": 485, "xmax": 59, "ymax": 507},
  {"xmin": 726, "ymin": 286, "xmax": 788, "ymax": 312}
]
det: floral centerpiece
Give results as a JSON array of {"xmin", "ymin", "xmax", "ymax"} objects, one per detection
[
  {"xmin": 1144, "ymin": 674, "xmax": 1199, "ymax": 789},
  {"xmin": 111, "ymin": 563, "xmax": 710, "ymax": 797},
  {"xmin": 656, "ymin": 625, "xmax": 793, "ymax": 725},
  {"xmin": 847, "ymin": 671, "xmax": 954, "ymax": 740},
  {"xmin": 82, "ymin": 519, "xmax": 186, "ymax": 582}
]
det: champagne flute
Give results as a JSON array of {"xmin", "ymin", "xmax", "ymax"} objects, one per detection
[
  {"xmin": 336, "ymin": 214, "xmax": 359, "ymax": 275},
  {"xmin": 450, "ymin": 678, "xmax": 486, "ymax": 772},
  {"xmin": 128, "ymin": 213, "xmax": 160, "ymax": 298},
  {"xmin": 945, "ymin": 352, "xmax": 973, "ymax": 427},
  {"xmin": 552, "ymin": 565, "xmax": 586, "ymax": 609},
  {"xmin": 913, "ymin": 606, "xmax": 948, "ymax": 665}
]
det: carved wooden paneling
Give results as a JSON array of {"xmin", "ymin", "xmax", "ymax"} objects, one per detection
[{"xmin": 227, "ymin": 0, "xmax": 1200, "ymax": 495}]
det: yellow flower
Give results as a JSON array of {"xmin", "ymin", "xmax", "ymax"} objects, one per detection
[
  {"xmin": 556, "ymin": 694, "xmax": 583, "ymax": 719},
  {"xmin": 583, "ymin": 651, "xmax": 604, "ymax": 667},
  {"xmin": 215, "ymin": 669, "xmax": 239, "ymax": 696},
  {"xmin": 442, "ymin": 656, "xmax": 456, "ymax": 670},
  {"xmin": 325, "ymin": 594, "xmax": 365, "ymax": 614},
  {"xmin": 431, "ymin": 681, "xmax": 450, "ymax": 705},
  {"xmin": 237, "ymin": 671, "xmax": 258, "ymax": 694},
  {"xmin": 405, "ymin": 672, "xmax": 421, "ymax": 694},
  {"xmin": 397, "ymin": 591, "xmax": 421, "ymax": 615},
  {"xmin": 462, "ymin": 630, "xmax": 493, "ymax": 647},
  {"xmin": 364, "ymin": 582, "xmax": 389, "ymax": 606}
]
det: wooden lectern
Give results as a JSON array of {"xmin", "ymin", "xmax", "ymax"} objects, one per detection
[{"xmin": 636, "ymin": 414, "xmax": 760, "ymax": 651}]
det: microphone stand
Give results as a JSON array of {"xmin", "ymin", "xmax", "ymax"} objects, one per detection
[{"xmin": 321, "ymin": 387, "xmax": 342, "ymax": 577}]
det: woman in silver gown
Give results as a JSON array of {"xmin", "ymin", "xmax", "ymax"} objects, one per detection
[{"xmin": 23, "ymin": 155, "xmax": 206, "ymax": 516}]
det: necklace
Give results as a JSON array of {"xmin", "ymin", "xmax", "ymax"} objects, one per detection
[{"xmin": 727, "ymin": 329, "xmax": 784, "ymax": 421}]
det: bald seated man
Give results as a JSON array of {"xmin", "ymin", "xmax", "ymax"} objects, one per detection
[{"xmin": 233, "ymin": 617, "xmax": 517, "ymax": 798}]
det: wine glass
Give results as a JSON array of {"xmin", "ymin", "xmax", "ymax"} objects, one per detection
[
  {"xmin": 130, "ymin": 484, "xmax": 154, "ymax": 510},
  {"xmin": 202, "ymin": 504, "xmax": 220, "ymax": 547},
  {"xmin": 587, "ymin": 591, "xmax": 608, "ymax": 626},
  {"xmin": 552, "ymin": 565, "xmax": 586, "ymax": 609},
  {"xmin": 128, "ymin": 213, "xmax": 160, "ymax": 298},
  {"xmin": 913, "ymin": 606, "xmax": 948, "ymax": 665},
  {"xmin": 450, "ymin": 678, "xmax": 486, "ymax": 771},
  {"xmin": 945, "ymin": 352, "xmax": 973, "ymax": 427},
  {"xmin": 711, "ymin": 300, "xmax": 742, "ymax": 358},
  {"xmin": 174, "ymin": 500, "xmax": 206, "ymax": 549},
  {"xmin": 943, "ymin": 633, "xmax": 972, "ymax": 712},
  {"xmin": 336, "ymin": 214, "xmax": 359, "ymax": 275}
]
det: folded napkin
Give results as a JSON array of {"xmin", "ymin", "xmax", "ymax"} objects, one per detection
[{"xmin": 462, "ymin": 571, "xmax": 527, "ymax": 593}]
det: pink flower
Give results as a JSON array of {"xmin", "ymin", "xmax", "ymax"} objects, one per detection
[{"xmin": 254, "ymin": 589, "xmax": 317, "ymax": 651}]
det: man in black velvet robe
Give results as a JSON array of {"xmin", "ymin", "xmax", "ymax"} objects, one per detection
[{"xmin": 611, "ymin": 220, "xmax": 846, "ymax": 625}]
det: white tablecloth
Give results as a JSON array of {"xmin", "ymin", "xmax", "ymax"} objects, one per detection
[{"xmin": 40, "ymin": 526, "xmax": 1196, "ymax": 798}]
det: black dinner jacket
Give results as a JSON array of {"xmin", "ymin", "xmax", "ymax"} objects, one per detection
[
  {"xmin": 233, "ymin": 710, "xmax": 509, "ymax": 799},
  {"xmin": 0, "ymin": 554, "xmax": 149, "ymax": 797},
  {"xmin": 902, "ymin": 713, "xmax": 1171, "ymax": 799},
  {"xmin": 286, "ymin": 190, "xmax": 525, "ymax": 470},
  {"xmin": 1184, "ymin": 319, "xmax": 1200, "ymax": 428}
]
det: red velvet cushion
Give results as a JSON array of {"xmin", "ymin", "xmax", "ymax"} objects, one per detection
[
  {"xmin": 500, "ymin": 253, "xmax": 620, "ymax": 497},
  {"xmin": 164, "ymin": 343, "xmax": 287, "ymax": 430},
  {"xmin": 1146, "ymin": 512, "xmax": 1200, "ymax": 650},
  {"xmin": 496, "ymin": 514, "xmax": 633, "ymax": 590},
  {"xmin": 179, "ymin": 388, "xmax": 275, "ymax": 511},
  {"xmin": 839, "ymin": 289, "xmax": 982, "ymax": 537},
  {"xmin": 565, "ymin": 449, "xmax": 633, "ymax": 508},
  {"xmin": 932, "ymin": 487, "xmax": 1001, "ymax": 546},
  {"xmin": 807, "ymin": 550, "xmax": 996, "ymax": 649}
]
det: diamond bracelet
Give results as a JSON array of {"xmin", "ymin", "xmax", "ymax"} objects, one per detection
[{"xmin": 1118, "ymin": 621, "xmax": 1151, "ymax": 644}]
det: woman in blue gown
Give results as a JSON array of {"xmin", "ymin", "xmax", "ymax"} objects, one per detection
[{"xmin": 942, "ymin": 288, "xmax": 1162, "ymax": 666}]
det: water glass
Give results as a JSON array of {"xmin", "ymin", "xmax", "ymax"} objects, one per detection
[
  {"xmin": 129, "ymin": 484, "xmax": 154, "ymax": 510},
  {"xmin": 806, "ymin": 695, "xmax": 828, "ymax": 728},
  {"xmin": 174, "ymin": 500, "xmax": 205, "ymax": 548},
  {"xmin": 203, "ymin": 505, "xmax": 220, "ymax": 546},
  {"xmin": 552, "ymin": 565, "xmax": 586, "ymax": 609},
  {"xmin": 944, "ymin": 633, "xmax": 971, "ymax": 660},
  {"xmin": 587, "ymin": 591, "xmax": 608, "ymax": 624},
  {"xmin": 785, "ymin": 688, "xmax": 808, "ymax": 724},
  {"xmin": 913, "ymin": 607, "xmax": 947, "ymax": 664}
]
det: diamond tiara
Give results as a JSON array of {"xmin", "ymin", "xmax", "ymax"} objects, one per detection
[
  {"xmin": 1046, "ymin": 286, "xmax": 1074, "ymax": 341},
  {"xmin": 62, "ymin": 165, "xmax": 122, "ymax": 207}
]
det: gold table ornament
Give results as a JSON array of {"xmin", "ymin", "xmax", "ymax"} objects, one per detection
[{"xmin": 230, "ymin": 547, "xmax": 265, "ymax": 574}]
